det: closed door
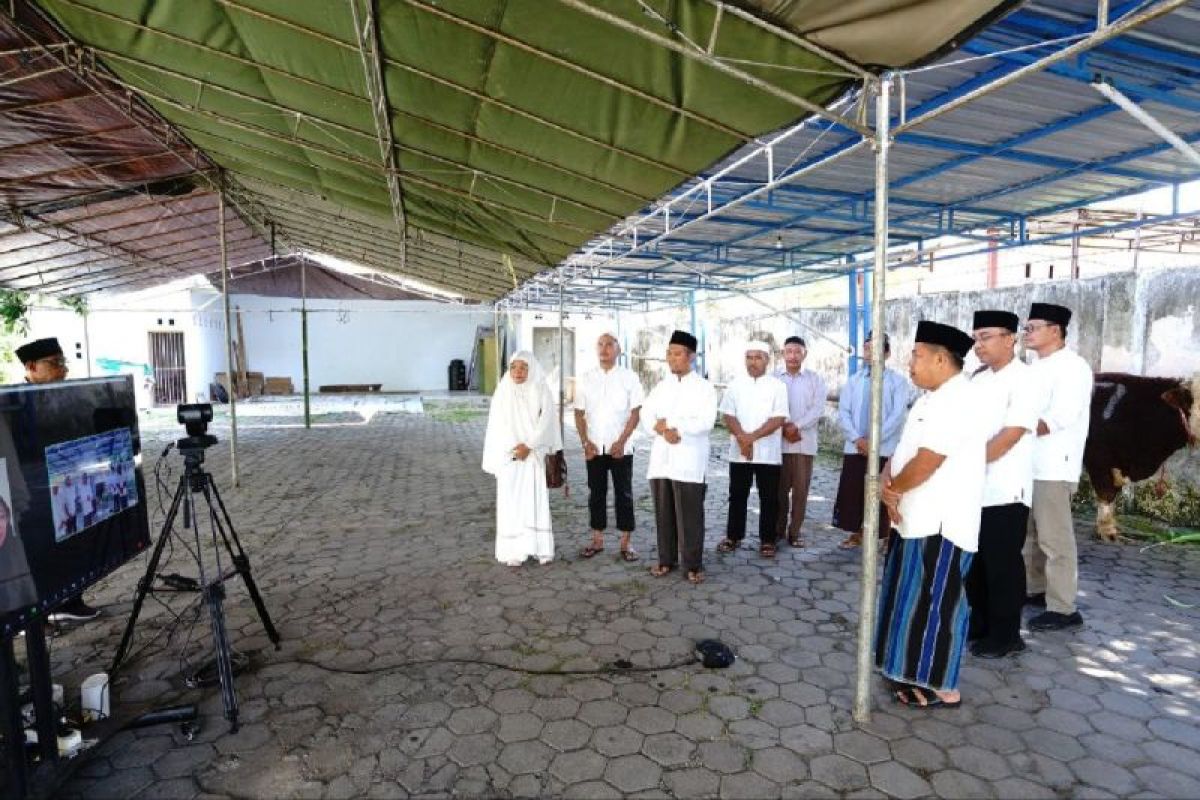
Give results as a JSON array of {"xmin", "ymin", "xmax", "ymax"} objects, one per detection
[{"xmin": 149, "ymin": 331, "xmax": 186, "ymax": 405}]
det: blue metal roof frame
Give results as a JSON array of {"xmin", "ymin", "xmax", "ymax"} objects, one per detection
[{"xmin": 511, "ymin": 0, "xmax": 1200, "ymax": 311}]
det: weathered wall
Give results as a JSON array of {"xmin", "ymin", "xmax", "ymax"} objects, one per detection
[{"xmin": 628, "ymin": 266, "xmax": 1200, "ymax": 489}]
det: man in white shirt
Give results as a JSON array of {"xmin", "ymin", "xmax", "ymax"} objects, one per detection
[
  {"xmin": 642, "ymin": 330, "xmax": 718, "ymax": 585},
  {"xmin": 575, "ymin": 332, "xmax": 645, "ymax": 561},
  {"xmin": 1023, "ymin": 302, "xmax": 1093, "ymax": 632},
  {"xmin": 716, "ymin": 341, "xmax": 789, "ymax": 558},
  {"xmin": 776, "ymin": 336, "xmax": 828, "ymax": 548},
  {"xmin": 966, "ymin": 310, "xmax": 1038, "ymax": 659},
  {"xmin": 878, "ymin": 321, "xmax": 984, "ymax": 708},
  {"xmin": 834, "ymin": 331, "xmax": 911, "ymax": 549}
]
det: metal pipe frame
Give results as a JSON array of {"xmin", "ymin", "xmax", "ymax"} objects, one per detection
[
  {"xmin": 535, "ymin": 0, "xmax": 1199, "ymax": 310},
  {"xmin": 350, "ymin": 0, "xmax": 406, "ymax": 268}
]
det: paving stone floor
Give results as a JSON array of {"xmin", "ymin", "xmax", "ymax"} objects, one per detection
[{"xmin": 40, "ymin": 402, "xmax": 1200, "ymax": 798}]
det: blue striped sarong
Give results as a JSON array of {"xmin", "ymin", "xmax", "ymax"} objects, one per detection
[{"xmin": 874, "ymin": 531, "xmax": 974, "ymax": 692}]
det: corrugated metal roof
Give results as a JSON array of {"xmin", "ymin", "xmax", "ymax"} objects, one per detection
[{"xmin": 535, "ymin": 0, "xmax": 1200, "ymax": 311}]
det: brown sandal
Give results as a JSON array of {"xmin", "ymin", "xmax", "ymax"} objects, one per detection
[
  {"xmin": 579, "ymin": 545, "xmax": 604, "ymax": 558},
  {"xmin": 760, "ymin": 543, "xmax": 777, "ymax": 558},
  {"xmin": 619, "ymin": 549, "xmax": 640, "ymax": 562},
  {"xmin": 649, "ymin": 564, "xmax": 675, "ymax": 577},
  {"xmin": 686, "ymin": 570, "xmax": 705, "ymax": 585}
]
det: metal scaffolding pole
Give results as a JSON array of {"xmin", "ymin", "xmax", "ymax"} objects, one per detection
[
  {"xmin": 219, "ymin": 190, "xmax": 240, "ymax": 487},
  {"xmin": 301, "ymin": 258, "xmax": 311, "ymax": 430},
  {"xmin": 855, "ymin": 73, "xmax": 892, "ymax": 724},
  {"xmin": 558, "ymin": 278, "xmax": 566, "ymax": 437}
]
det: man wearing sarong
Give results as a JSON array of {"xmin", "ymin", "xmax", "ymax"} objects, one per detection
[
  {"xmin": 967, "ymin": 310, "xmax": 1038, "ymax": 658},
  {"xmin": 643, "ymin": 331, "xmax": 718, "ymax": 585},
  {"xmin": 877, "ymin": 321, "xmax": 985, "ymax": 708},
  {"xmin": 482, "ymin": 351, "xmax": 562, "ymax": 567},
  {"xmin": 833, "ymin": 332, "xmax": 910, "ymax": 549}
]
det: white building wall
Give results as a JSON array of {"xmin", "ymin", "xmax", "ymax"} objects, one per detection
[{"xmin": 230, "ymin": 295, "xmax": 494, "ymax": 392}]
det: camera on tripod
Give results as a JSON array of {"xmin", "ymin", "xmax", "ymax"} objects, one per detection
[{"xmin": 177, "ymin": 403, "xmax": 218, "ymax": 456}]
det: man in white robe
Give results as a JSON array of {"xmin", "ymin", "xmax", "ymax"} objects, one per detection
[
  {"xmin": 642, "ymin": 330, "xmax": 718, "ymax": 585},
  {"xmin": 482, "ymin": 351, "xmax": 562, "ymax": 567}
]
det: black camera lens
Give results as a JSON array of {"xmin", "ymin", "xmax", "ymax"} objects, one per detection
[{"xmin": 177, "ymin": 403, "xmax": 213, "ymax": 425}]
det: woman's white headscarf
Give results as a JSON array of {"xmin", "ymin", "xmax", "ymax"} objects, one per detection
[{"xmin": 482, "ymin": 351, "xmax": 563, "ymax": 475}]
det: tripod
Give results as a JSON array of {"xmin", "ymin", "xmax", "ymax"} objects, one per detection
[{"xmin": 111, "ymin": 436, "xmax": 280, "ymax": 732}]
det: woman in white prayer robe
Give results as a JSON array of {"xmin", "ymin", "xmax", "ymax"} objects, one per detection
[{"xmin": 482, "ymin": 352, "xmax": 561, "ymax": 567}]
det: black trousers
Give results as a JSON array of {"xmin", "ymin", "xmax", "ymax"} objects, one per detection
[
  {"xmin": 585, "ymin": 454, "xmax": 635, "ymax": 532},
  {"xmin": 651, "ymin": 479, "xmax": 706, "ymax": 572},
  {"xmin": 966, "ymin": 502, "xmax": 1030, "ymax": 647},
  {"xmin": 727, "ymin": 462, "xmax": 781, "ymax": 545}
]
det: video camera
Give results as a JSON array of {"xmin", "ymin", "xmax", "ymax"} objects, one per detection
[{"xmin": 176, "ymin": 403, "xmax": 218, "ymax": 456}]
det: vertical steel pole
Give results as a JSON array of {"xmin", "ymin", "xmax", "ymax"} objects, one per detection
[
  {"xmin": 302, "ymin": 258, "xmax": 311, "ymax": 429},
  {"xmin": 558, "ymin": 278, "xmax": 566, "ymax": 437},
  {"xmin": 847, "ymin": 268, "xmax": 859, "ymax": 375},
  {"xmin": 82, "ymin": 310, "xmax": 93, "ymax": 378},
  {"xmin": 493, "ymin": 304, "xmax": 501, "ymax": 393},
  {"xmin": 855, "ymin": 73, "xmax": 891, "ymax": 724},
  {"xmin": 219, "ymin": 190, "xmax": 240, "ymax": 487}
]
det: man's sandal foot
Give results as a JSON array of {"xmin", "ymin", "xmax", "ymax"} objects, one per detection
[
  {"xmin": 579, "ymin": 545, "xmax": 604, "ymax": 558},
  {"xmin": 686, "ymin": 570, "xmax": 705, "ymax": 585},
  {"xmin": 760, "ymin": 543, "xmax": 777, "ymax": 558},
  {"xmin": 649, "ymin": 564, "xmax": 675, "ymax": 577},
  {"xmin": 619, "ymin": 549, "xmax": 639, "ymax": 562},
  {"xmin": 838, "ymin": 533, "xmax": 862, "ymax": 549},
  {"xmin": 716, "ymin": 539, "xmax": 738, "ymax": 553}
]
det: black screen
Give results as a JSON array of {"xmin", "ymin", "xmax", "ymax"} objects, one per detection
[{"xmin": 0, "ymin": 375, "xmax": 151, "ymax": 637}]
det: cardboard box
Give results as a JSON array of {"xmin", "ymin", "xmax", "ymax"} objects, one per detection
[{"xmin": 264, "ymin": 377, "xmax": 294, "ymax": 395}]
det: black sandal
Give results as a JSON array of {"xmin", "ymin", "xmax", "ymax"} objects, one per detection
[
  {"xmin": 760, "ymin": 543, "xmax": 777, "ymax": 558},
  {"xmin": 579, "ymin": 545, "xmax": 604, "ymax": 558},
  {"xmin": 716, "ymin": 539, "xmax": 738, "ymax": 553},
  {"xmin": 619, "ymin": 549, "xmax": 639, "ymax": 562}
]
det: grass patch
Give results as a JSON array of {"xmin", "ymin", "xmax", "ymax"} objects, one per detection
[{"xmin": 427, "ymin": 406, "xmax": 486, "ymax": 423}]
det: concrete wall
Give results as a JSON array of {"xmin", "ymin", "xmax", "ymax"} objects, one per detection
[
  {"xmin": 230, "ymin": 295, "xmax": 494, "ymax": 392},
  {"xmin": 627, "ymin": 266, "xmax": 1200, "ymax": 488}
]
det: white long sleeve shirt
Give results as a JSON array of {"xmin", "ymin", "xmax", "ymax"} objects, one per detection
[
  {"xmin": 777, "ymin": 369, "xmax": 828, "ymax": 456},
  {"xmin": 891, "ymin": 373, "xmax": 987, "ymax": 552},
  {"xmin": 642, "ymin": 370, "xmax": 718, "ymax": 483},
  {"xmin": 719, "ymin": 374, "xmax": 789, "ymax": 464},
  {"xmin": 1029, "ymin": 348, "xmax": 1093, "ymax": 482},
  {"xmin": 973, "ymin": 359, "xmax": 1038, "ymax": 508}
]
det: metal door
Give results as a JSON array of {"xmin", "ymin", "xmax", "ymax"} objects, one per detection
[{"xmin": 149, "ymin": 331, "xmax": 186, "ymax": 405}]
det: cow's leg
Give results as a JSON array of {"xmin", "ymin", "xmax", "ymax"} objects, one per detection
[
  {"xmin": 1094, "ymin": 467, "xmax": 1129, "ymax": 542},
  {"xmin": 1096, "ymin": 501, "xmax": 1119, "ymax": 543}
]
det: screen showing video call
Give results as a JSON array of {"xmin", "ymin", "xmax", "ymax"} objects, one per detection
[{"xmin": 0, "ymin": 376, "xmax": 151, "ymax": 637}]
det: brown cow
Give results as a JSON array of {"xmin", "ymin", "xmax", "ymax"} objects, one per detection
[{"xmin": 1083, "ymin": 373, "xmax": 1199, "ymax": 541}]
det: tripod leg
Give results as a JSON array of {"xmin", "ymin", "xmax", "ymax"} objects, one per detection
[
  {"xmin": 202, "ymin": 583, "xmax": 239, "ymax": 733},
  {"xmin": 205, "ymin": 479, "xmax": 281, "ymax": 647},
  {"xmin": 110, "ymin": 474, "xmax": 189, "ymax": 674}
]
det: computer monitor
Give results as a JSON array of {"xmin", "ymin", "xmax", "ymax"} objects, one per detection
[{"xmin": 0, "ymin": 376, "xmax": 151, "ymax": 637}]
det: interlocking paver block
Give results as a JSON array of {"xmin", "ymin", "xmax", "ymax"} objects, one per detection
[
  {"xmin": 751, "ymin": 747, "xmax": 807, "ymax": 783},
  {"xmin": 869, "ymin": 762, "xmax": 933, "ymax": 800},
  {"xmin": 603, "ymin": 754, "xmax": 662, "ymax": 793}
]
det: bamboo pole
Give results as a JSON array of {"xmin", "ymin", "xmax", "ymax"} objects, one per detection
[{"xmin": 219, "ymin": 190, "xmax": 240, "ymax": 487}]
